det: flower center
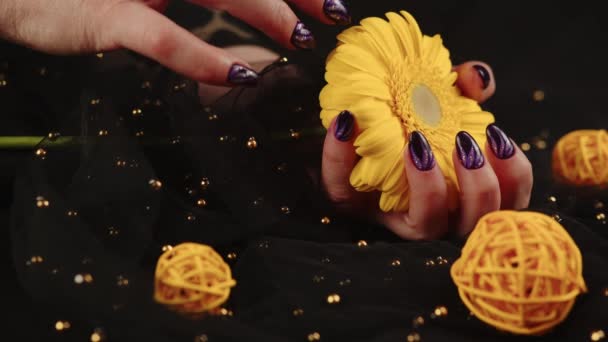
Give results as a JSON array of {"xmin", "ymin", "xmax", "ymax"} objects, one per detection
[{"xmin": 411, "ymin": 84, "xmax": 442, "ymax": 126}]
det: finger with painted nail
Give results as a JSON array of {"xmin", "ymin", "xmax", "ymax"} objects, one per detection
[{"xmin": 453, "ymin": 61, "xmax": 496, "ymax": 103}]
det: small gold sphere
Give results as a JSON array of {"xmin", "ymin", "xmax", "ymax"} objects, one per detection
[
  {"xmin": 246, "ymin": 137, "xmax": 258, "ymax": 149},
  {"xmin": 357, "ymin": 240, "xmax": 368, "ymax": 248},
  {"xmin": 320, "ymin": 216, "xmax": 331, "ymax": 224},
  {"xmin": 326, "ymin": 293, "xmax": 341, "ymax": 304}
]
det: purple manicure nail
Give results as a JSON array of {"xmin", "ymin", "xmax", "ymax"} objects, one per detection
[
  {"xmin": 486, "ymin": 124, "xmax": 515, "ymax": 159},
  {"xmin": 334, "ymin": 110, "xmax": 354, "ymax": 141},
  {"xmin": 456, "ymin": 131, "xmax": 485, "ymax": 169},
  {"xmin": 227, "ymin": 64, "xmax": 259, "ymax": 86},
  {"xmin": 409, "ymin": 131, "xmax": 436, "ymax": 171},
  {"xmin": 473, "ymin": 64, "xmax": 491, "ymax": 90},
  {"xmin": 291, "ymin": 21, "xmax": 317, "ymax": 50},
  {"xmin": 323, "ymin": 0, "xmax": 351, "ymax": 25}
]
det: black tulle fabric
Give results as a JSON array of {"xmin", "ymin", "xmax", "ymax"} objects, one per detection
[{"xmin": 4, "ymin": 2, "xmax": 608, "ymax": 341}]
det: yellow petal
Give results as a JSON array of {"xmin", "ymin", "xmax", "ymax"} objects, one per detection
[
  {"xmin": 379, "ymin": 188, "xmax": 409, "ymax": 212},
  {"xmin": 349, "ymin": 97, "xmax": 393, "ymax": 130},
  {"xmin": 337, "ymin": 27, "xmax": 388, "ymax": 68},
  {"xmin": 400, "ymin": 11, "xmax": 423, "ymax": 56},
  {"xmin": 350, "ymin": 154, "xmax": 397, "ymax": 189},
  {"xmin": 359, "ymin": 17, "xmax": 403, "ymax": 64},
  {"xmin": 354, "ymin": 118, "xmax": 404, "ymax": 157},
  {"xmin": 327, "ymin": 45, "xmax": 387, "ymax": 82},
  {"xmin": 320, "ymin": 108, "xmax": 341, "ymax": 128}
]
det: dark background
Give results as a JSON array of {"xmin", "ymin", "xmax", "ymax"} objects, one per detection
[{"xmin": 2, "ymin": 0, "xmax": 606, "ymax": 340}]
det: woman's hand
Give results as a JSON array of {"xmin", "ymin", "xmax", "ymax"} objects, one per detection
[
  {"xmin": 0, "ymin": 0, "xmax": 350, "ymax": 86},
  {"xmin": 322, "ymin": 62, "xmax": 533, "ymax": 240}
]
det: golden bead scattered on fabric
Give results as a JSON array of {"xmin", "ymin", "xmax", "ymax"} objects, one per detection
[
  {"xmin": 108, "ymin": 226, "xmax": 119, "ymax": 236},
  {"xmin": 552, "ymin": 129, "xmax": 608, "ymax": 186},
  {"xmin": 200, "ymin": 178, "xmax": 210, "ymax": 189},
  {"xmin": 292, "ymin": 308, "xmax": 304, "ymax": 317},
  {"xmin": 412, "ymin": 316, "xmax": 425, "ymax": 327},
  {"xmin": 281, "ymin": 206, "xmax": 291, "ymax": 214},
  {"xmin": 154, "ymin": 243, "xmax": 236, "ymax": 314},
  {"xmin": 98, "ymin": 130, "xmax": 108, "ymax": 136},
  {"xmin": 326, "ymin": 294, "xmax": 341, "ymax": 304},
  {"xmin": 196, "ymin": 199, "xmax": 207, "ymax": 207},
  {"xmin": 520, "ymin": 142, "xmax": 531, "ymax": 152},
  {"xmin": 357, "ymin": 240, "xmax": 368, "ymax": 248},
  {"xmin": 55, "ymin": 321, "xmax": 71, "ymax": 331},
  {"xmin": 548, "ymin": 196, "xmax": 557, "ymax": 203},
  {"xmin": 407, "ymin": 332, "xmax": 421, "ymax": 342},
  {"xmin": 391, "ymin": 259, "xmax": 401, "ymax": 267},
  {"xmin": 591, "ymin": 330, "xmax": 606, "ymax": 341},
  {"xmin": 451, "ymin": 210, "xmax": 587, "ymax": 335},
  {"xmin": 307, "ymin": 332, "xmax": 321, "ymax": 341},
  {"xmin": 35, "ymin": 148, "xmax": 47, "ymax": 158},
  {"xmin": 246, "ymin": 137, "xmax": 258, "ymax": 149},
  {"xmin": 36, "ymin": 196, "xmax": 49, "ymax": 208},
  {"xmin": 67, "ymin": 210, "xmax": 78, "ymax": 217},
  {"xmin": 320, "ymin": 216, "xmax": 331, "ymax": 224},
  {"xmin": 149, "ymin": 179, "xmax": 162, "ymax": 190},
  {"xmin": 90, "ymin": 329, "xmax": 104, "ymax": 342},
  {"xmin": 116, "ymin": 275, "xmax": 129, "ymax": 287},
  {"xmin": 226, "ymin": 252, "xmax": 237, "ymax": 260},
  {"xmin": 432, "ymin": 306, "xmax": 448, "ymax": 317},
  {"xmin": 533, "ymin": 90, "xmax": 545, "ymax": 101}
]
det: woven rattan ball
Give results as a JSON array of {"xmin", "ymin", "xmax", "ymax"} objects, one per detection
[
  {"xmin": 450, "ymin": 211, "xmax": 587, "ymax": 335},
  {"xmin": 154, "ymin": 243, "xmax": 236, "ymax": 314},
  {"xmin": 552, "ymin": 129, "xmax": 608, "ymax": 186}
]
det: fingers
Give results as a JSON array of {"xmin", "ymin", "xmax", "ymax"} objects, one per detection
[
  {"xmin": 286, "ymin": 0, "xmax": 352, "ymax": 25},
  {"xmin": 383, "ymin": 131, "xmax": 448, "ymax": 240},
  {"xmin": 484, "ymin": 124, "xmax": 533, "ymax": 210},
  {"xmin": 193, "ymin": 0, "xmax": 316, "ymax": 50},
  {"xmin": 453, "ymin": 61, "xmax": 496, "ymax": 103},
  {"xmin": 453, "ymin": 131, "xmax": 501, "ymax": 236},
  {"xmin": 102, "ymin": 2, "xmax": 259, "ymax": 86},
  {"xmin": 321, "ymin": 111, "xmax": 360, "ymax": 207}
]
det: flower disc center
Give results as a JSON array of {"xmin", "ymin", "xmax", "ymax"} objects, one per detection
[{"xmin": 411, "ymin": 84, "xmax": 442, "ymax": 126}]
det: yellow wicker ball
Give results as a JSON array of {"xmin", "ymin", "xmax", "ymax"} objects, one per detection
[
  {"xmin": 450, "ymin": 211, "xmax": 587, "ymax": 335},
  {"xmin": 552, "ymin": 129, "xmax": 608, "ymax": 186},
  {"xmin": 154, "ymin": 243, "xmax": 236, "ymax": 314}
]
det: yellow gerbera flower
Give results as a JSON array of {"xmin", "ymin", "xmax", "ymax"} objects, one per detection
[{"xmin": 320, "ymin": 10, "xmax": 495, "ymax": 212}]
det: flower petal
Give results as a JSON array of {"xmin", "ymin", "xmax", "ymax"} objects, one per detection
[
  {"xmin": 359, "ymin": 17, "xmax": 403, "ymax": 64},
  {"xmin": 354, "ymin": 117, "xmax": 404, "ymax": 157},
  {"xmin": 349, "ymin": 97, "xmax": 393, "ymax": 130},
  {"xmin": 379, "ymin": 188, "xmax": 409, "ymax": 212},
  {"xmin": 350, "ymin": 153, "xmax": 399, "ymax": 189}
]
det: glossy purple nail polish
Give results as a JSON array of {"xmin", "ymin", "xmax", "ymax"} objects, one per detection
[
  {"xmin": 486, "ymin": 124, "xmax": 515, "ymax": 159},
  {"xmin": 227, "ymin": 64, "xmax": 259, "ymax": 86},
  {"xmin": 335, "ymin": 110, "xmax": 354, "ymax": 141},
  {"xmin": 323, "ymin": 0, "xmax": 352, "ymax": 25},
  {"xmin": 409, "ymin": 131, "xmax": 436, "ymax": 171},
  {"xmin": 291, "ymin": 21, "xmax": 316, "ymax": 50},
  {"xmin": 472, "ymin": 64, "xmax": 491, "ymax": 90},
  {"xmin": 456, "ymin": 131, "xmax": 485, "ymax": 169}
]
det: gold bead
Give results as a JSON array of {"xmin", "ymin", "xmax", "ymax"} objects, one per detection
[
  {"xmin": 187, "ymin": 214, "xmax": 196, "ymax": 221},
  {"xmin": 281, "ymin": 206, "xmax": 291, "ymax": 214},
  {"xmin": 141, "ymin": 81, "xmax": 151, "ymax": 89},
  {"xmin": 595, "ymin": 201, "xmax": 605, "ymax": 210},
  {"xmin": 591, "ymin": 330, "xmax": 606, "ymax": 341},
  {"xmin": 412, "ymin": 316, "xmax": 425, "ymax": 327},
  {"xmin": 433, "ymin": 306, "xmax": 448, "ymax": 317},
  {"xmin": 391, "ymin": 259, "xmax": 401, "ymax": 267},
  {"xmin": 208, "ymin": 113, "xmax": 219, "ymax": 120},
  {"xmin": 425, "ymin": 259, "xmax": 435, "ymax": 266},
  {"xmin": 108, "ymin": 226, "xmax": 119, "ymax": 236},
  {"xmin": 247, "ymin": 137, "xmax": 258, "ymax": 149},
  {"xmin": 0, "ymin": 80, "xmax": 7, "ymax": 87},
  {"xmin": 116, "ymin": 160, "xmax": 126, "ymax": 167},
  {"xmin": 98, "ymin": 130, "xmax": 108, "ymax": 136},
  {"xmin": 116, "ymin": 275, "xmax": 129, "ymax": 287},
  {"xmin": 357, "ymin": 240, "xmax": 368, "ymax": 248},
  {"xmin": 532, "ymin": 90, "xmax": 545, "ymax": 102},
  {"xmin": 307, "ymin": 332, "xmax": 321, "ymax": 341},
  {"xmin": 548, "ymin": 196, "xmax": 557, "ymax": 203},
  {"xmin": 289, "ymin": 129, "xmax": 301, "ymax": 140},
  {"xmin": 321, "ymin": 216, "xmax": 331, "ymax": 224},
  {"xmin": 55, "ymin": 321, "xmax": 71, "ymax": 331},
  {"xmin": 292, "ymin": 308, "xmax": 304, "ymax": 317},
  {"xmin": 407, "ymin": 332, "xmax": 421, "ymax": 342},
  {"xmin": 535, "ymin": 140, "xmax": 547, "ymax": 150},
  {"xmin": 312, "ymin": 275, "xmax": 324, "ymax": 283},
  {"xmin": 90, "ymin": 98, "xmax": 101, "ymax": 105},
  {"xmin": 597, "ymin": 213, "xmax": 606, "ymax": 221},
  {"xmin": 149, "ymin": 179, "xmax": 162, "ymax": 190},
  {"xmin": 200, "ymin": 178, "xmax": 210, "ymax": 189},
  {"xmin": 135, "ymin": 131, "xmax": 144, "ymax": 137},
  {"xmin": 196, "ymin": 199, "xmax": 207, "ymax": 207},
  {"xmin": 74, "ymin": 274, "xmax": 84, "ymax": 284},
  {"xmin": 48, "ymin": 132, "xmax": 60, "ymax": 139},
  {"xmin": 36, "ymin": 196, "xmax": 50, "ymax": 208},
  {"xmin": 227, "ymin": 252, "xmax": 237, "ymax": 260},
  {"xmin": 326, "ymin": 293, "xmax": 341, "ymax": 304},
  {"xmin": 520, "ymin": 142, "xmax": 531, "ymax": 151},
  {"xmin": 194, "ymin": 335, "xmax": 209, "ymax": 342},
  {"xmin": 67, "ymin": 210, "xmax": 78, "ymax": 217},
  {"xmin": 29, "ymin": 256, "xmax": 44, "ymax": 264},
  {"xmin": 132, "ymin": 108, "xmax": 142, "ymax": 116},
  {"xmin": 84, "ymin": 273, "xmax": 94, "ymax": 283},
  {"xmin": 96, "ymin": 52, "xmax": 104, "ymax": 59},
  {"xmin": 35, "ymin": 148, "xmax": 47, "ymax": 158},
  {"xmin": 278, "ymin": 57, "xmax": 289, "ymax": 64},
  {"xmin": 603, "ymin": 288, "xmax": 608, "ymax": 297}
]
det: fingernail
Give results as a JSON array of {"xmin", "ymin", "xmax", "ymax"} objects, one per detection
[
  {"xmin": 227, "ymin": 64, "xmax": 259, "ymax": 86},
  {"xmin": 472, "ymin": 64, "xmax": 491, "ymax": 90},
  {"xmin": 456, "ymin": 131, "xmax": 485, "ymax": 169},
  {"xmin": 334, "ymin": 110, "xmax": 354, "ymax": 141},
  {"xmin": 486, "ymin": 124, "xmax": 515, "ymax": 159},
  {"xmin": 409, "ymin": 131, "xmax": 436, "ymax": 171},
  {"xmin": 291, "ymin": 21, "xmax": 317, "ymax": 50},
  {"xmin": 323, "ymin": 0, "xmax": 352, "ymax": 25}
]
